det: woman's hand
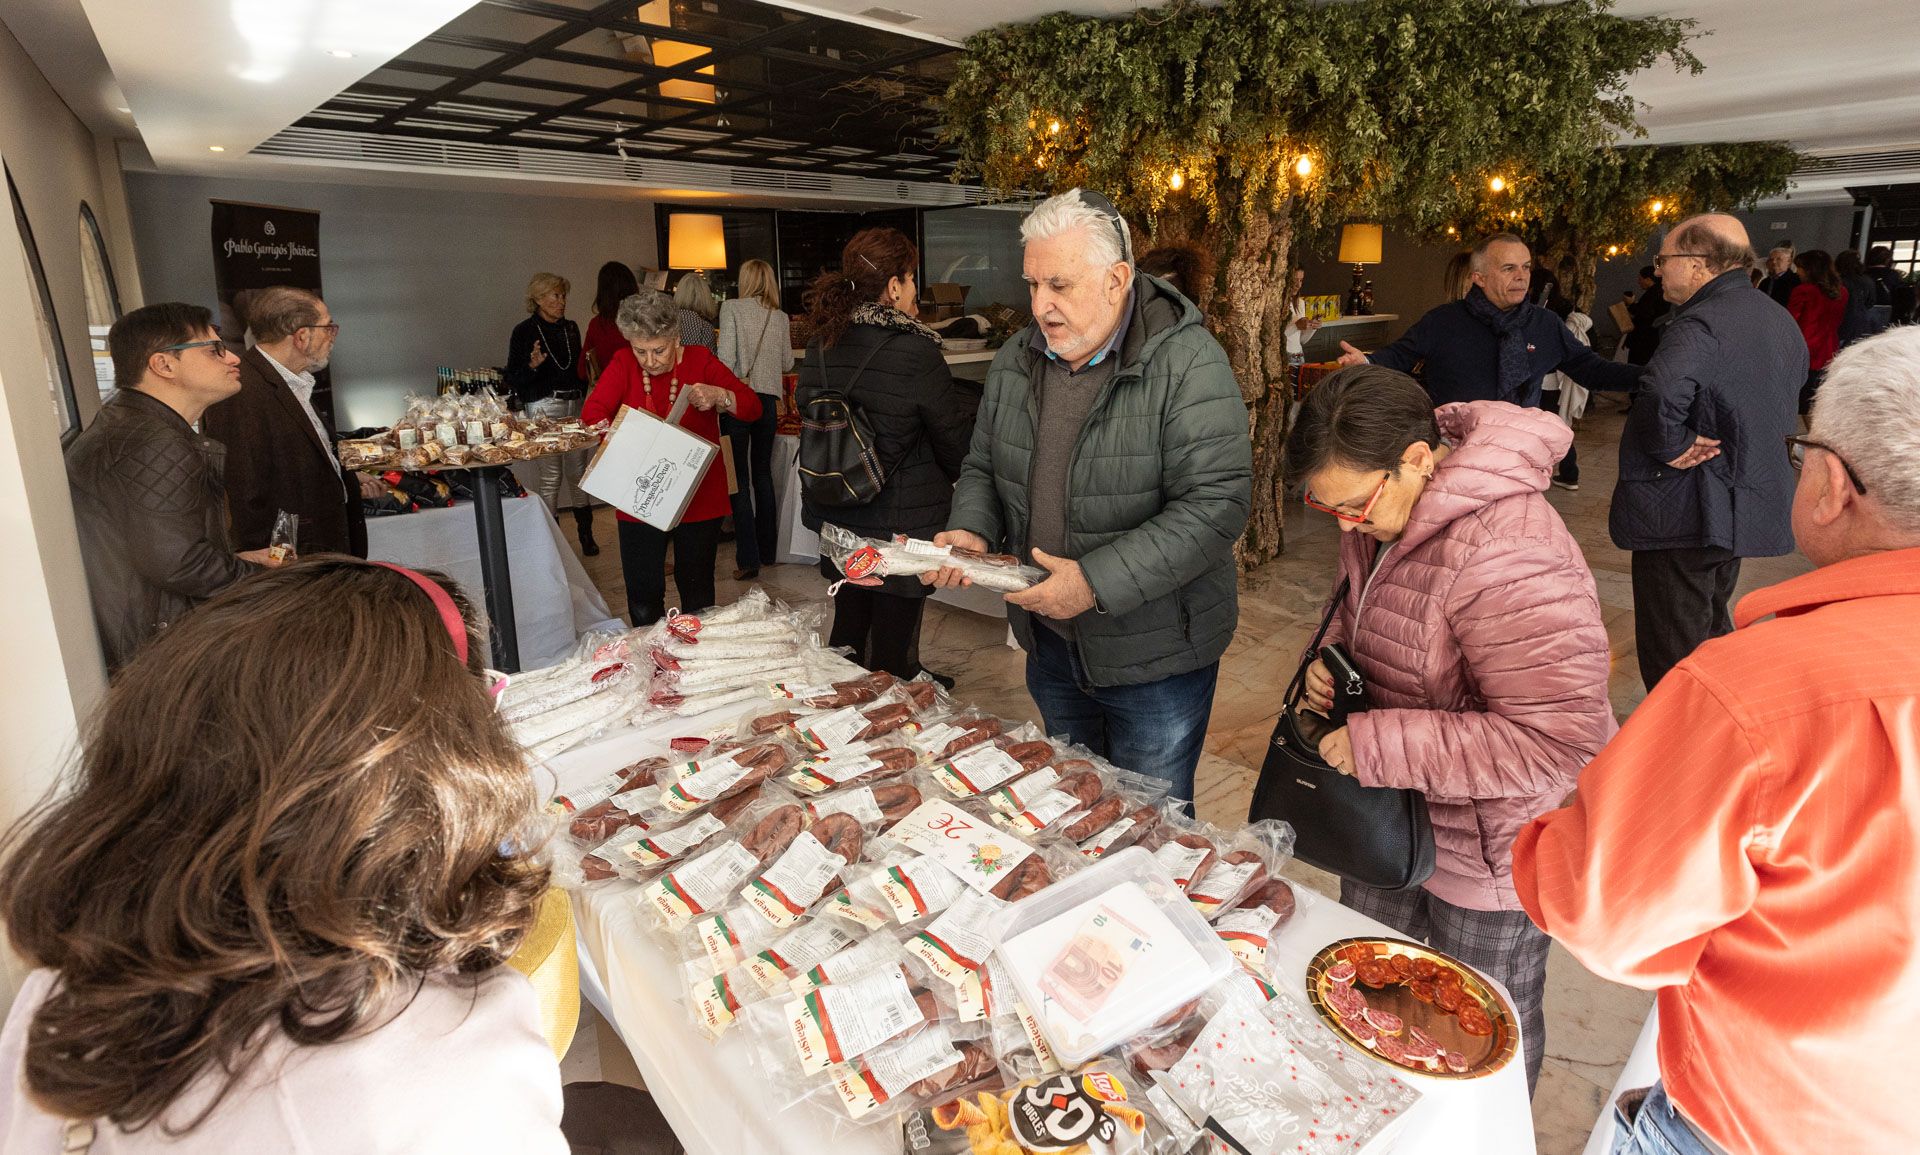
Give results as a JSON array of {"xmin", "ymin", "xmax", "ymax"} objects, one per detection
[
  {"xmin": 1303, "ymin": 657, "xmax": 1334, "ymax": 715},
  {"xmin": 1317, "ymin": 727, "xmax": 1355, "ymax": 777},
  {"xmin": 528, "ymin": 340, "xmax": 547, "ymax": 370},
  {"xmin": 686, "ymin": 384, "xmax": 732, "ymax": 412}
]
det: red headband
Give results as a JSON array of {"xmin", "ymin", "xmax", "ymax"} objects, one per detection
[{"xmin": 372, "ymin": 562, "xmax": 469, "ymax": 665}]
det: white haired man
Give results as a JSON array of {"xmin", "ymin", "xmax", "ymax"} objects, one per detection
[
  {"xmin": 1515, "ymin": 325, "xmax": 1920, "ymax": 1155},
  {"xmin": 923, "ymin": 188, "xmax": 1252, "ymax": 804}
]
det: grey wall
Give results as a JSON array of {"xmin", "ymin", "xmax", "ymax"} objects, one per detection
[{"xmin": 125, "ymin": 171, "xmax": 660, "ymax": 430}]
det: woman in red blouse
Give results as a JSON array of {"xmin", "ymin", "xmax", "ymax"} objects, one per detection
[
  {"xmin": 1788, "ymin": 249, "xmax": 1847, "ymax": 415},
  {"xmin": 582, "ymin": 287, "xmax": 762, "ymax": 625},
  {"xmin": 583, "ymin": 261, "xmax": 639, "ymax": 380}
]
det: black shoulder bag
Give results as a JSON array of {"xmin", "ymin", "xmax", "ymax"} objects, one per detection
[
  {"xmin": 1247, "ymin": 578, "xmax": 1436, "ymax": 891},
  {"xmin": 797, "ymin": 335, "xmax": 893, "ymax": 508}
]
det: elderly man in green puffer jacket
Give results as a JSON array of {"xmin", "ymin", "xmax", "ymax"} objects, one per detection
[{"xmin": 923, "ymin": 188, "xmax": 1253, "ymax": 804}]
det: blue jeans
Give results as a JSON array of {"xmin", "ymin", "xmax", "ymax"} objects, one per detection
[
  {"xmin": 721, "ymin": 400, "xmax": 778, "ymax": 571},
  {"xmin": 1024, "ymin": 624, "xmax": 1218, "ymax": 804},
  {"xmin": 1611, "ymin": 1083, "xmax": 1722, "ymax": 1155}
]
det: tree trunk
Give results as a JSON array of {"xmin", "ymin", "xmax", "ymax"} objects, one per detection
[{"xmin": 1208, "ymin": 209, "xmax": 1296, "ymax": 568}]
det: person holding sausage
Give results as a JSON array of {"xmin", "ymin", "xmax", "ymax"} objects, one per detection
[{"xmin": 581, "ymin": 288, "xmax": 761, "ymax": 625}]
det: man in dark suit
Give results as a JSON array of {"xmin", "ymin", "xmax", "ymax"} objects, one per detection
[
  {"xmin": 1756, "ymin": 240, "xmax": 1800, "ymax": 308},
  {"xmin": 1610, "ymin": 215, "xmax": 1806, "ymax": 690},
  {"xmin": 204, "ymin": 286, "xmax": 370, "ymax": 557}
]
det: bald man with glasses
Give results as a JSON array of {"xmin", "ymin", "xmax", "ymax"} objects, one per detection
[
  {"xmin": 65, "ymin": 302, "xmax": 280, "ymax": 670},
  {"xmin": 1611, "ymin": 214, "xmax": 1806, "ymax": 690}
]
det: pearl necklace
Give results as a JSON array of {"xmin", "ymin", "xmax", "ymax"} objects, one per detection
[{"xmin": 532, "ymin": 316, "xmax": 574, "ymax": 372}]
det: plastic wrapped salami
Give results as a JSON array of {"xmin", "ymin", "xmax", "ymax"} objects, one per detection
[
  {"xmin": 1212, "ymin": 877, "xmax": 1310, "ymax": 982},
  {"xmin": 906, "ymin": 712, "xmax": 1006, "ymax": 767},
  {"xmin": 818, "ymin": 523, "xmax": 1045, "ymax": 594},
  {"xmin": 809, "ymin": 1021, "xmax": 1001, "ymax": 1128},
  {"xmin": 1182, "ymin": 819, "xmax": 1296, "ymax": 921}
]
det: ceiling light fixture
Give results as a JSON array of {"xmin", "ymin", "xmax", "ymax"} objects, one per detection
[{"xmin": 327, "ymin": 49, "xmax": 354, "ymax": 59}]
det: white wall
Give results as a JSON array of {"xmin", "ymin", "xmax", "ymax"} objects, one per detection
[
  {"xmin": 0, "ymin": 18, "xmax": 129, "ymax": 1004},
  {"xmin": 125, "ymin": 171, "xmax": 660, "ymax": 430}
]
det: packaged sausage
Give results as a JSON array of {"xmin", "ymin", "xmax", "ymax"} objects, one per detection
[
  {"xmin": 784, "ymin": 741, "xmax": 917, "ymax": 794},
  {"xmin": 901, "ymin": 888, "xmax": 1008, "ymax": 1023},
  {"xmin": 818, "ymin": 523, "xmax": 1046, "ymax": 594},
  {"xmin": 740, "ymin": 918, "xmax": 868, "ymax": 996},
  {"xmin": 1183, "ymin": 819, "xmax": 1296, "ymax": 921},
  {"xmin": 1212, "ymin": 878, "xmax": 1309, "ymax": 979},
  {"xmin": 928, "ymin": 727, "xmax": 1051, "ymax": 799},
  {"xmin": 907, "ymin": 712, "xmax": 1006, "ymax": 767},
  {"xmin": 739, "ymin": 811, "xmax": 867, "ymax": 929}
]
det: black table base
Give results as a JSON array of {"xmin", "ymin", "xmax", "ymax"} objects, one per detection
[{"xmin": 470, "ymin": 465, "xmax": 521, "ymax": 672}]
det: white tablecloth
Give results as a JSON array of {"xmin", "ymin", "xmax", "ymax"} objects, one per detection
[
  {"xmin": 366, "ymin": 495, "xmax": 621, "ymax": 668},
  {"xmin": 547, "ymin": 696, "xmax": 1536, "ymax": 1155}
]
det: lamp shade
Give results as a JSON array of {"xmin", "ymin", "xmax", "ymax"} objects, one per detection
[
  {"xmin": 668, "ymin": 213, "xmax": 726, "ymax": 270},
  {"xmin": 1337, "ymin": 224, "xmax": 1384, "ymax": 264}
]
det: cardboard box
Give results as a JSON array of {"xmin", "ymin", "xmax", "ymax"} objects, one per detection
[
  {"xmin": 579, "ymin": 400, "xmax": 718, "ymax": 530},
  {"xmin": 920, "ymin": 282, "xmax": 970, "ymax": 322}
]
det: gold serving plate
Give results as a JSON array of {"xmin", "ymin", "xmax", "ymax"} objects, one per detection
[{"xmin": 1305, "ymin": 937, "xmax": 1519, "ymax": 1080}]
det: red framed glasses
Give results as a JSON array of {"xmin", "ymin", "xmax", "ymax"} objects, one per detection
[{"xmin": 1303, "ymin": 473, "xmax": 1390, "ymax": 524}]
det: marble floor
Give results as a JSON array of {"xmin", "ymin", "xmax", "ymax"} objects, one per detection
[{"xmin": 561, "ymin": 402, "xmax": 1812, "ymax": 1154}]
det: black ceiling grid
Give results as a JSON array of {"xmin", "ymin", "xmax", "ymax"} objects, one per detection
[{"xmin": 295, "ymin": 0, "xmax": 962, "ymax": 182}]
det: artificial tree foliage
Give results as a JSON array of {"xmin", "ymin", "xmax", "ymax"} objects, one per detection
[{"xmin": 942, "ymin": 0, "xmax": 1705, "ymax": 562}]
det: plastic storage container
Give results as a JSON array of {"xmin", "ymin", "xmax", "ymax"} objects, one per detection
[{"xmin": 989, "ymin": 846, "xmax": 1234, "ymax": 1065}]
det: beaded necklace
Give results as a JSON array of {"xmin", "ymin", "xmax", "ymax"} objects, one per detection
[
  {"xmin": 531, "ymin": 315, "xmax": 574, "ymax": 372},
  {"xmin": 641, "ymin": 345, "xmax": 685, "ymax": 408}
]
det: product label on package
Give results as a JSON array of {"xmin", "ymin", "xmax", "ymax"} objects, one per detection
[
  {"xmin": 742, "ymin": 833, "xmax": 848, "ymax": 928},
  {"xmin": 1188, "ymin": 859, "xmax": 1261, "ymax": 915},
  {"xmin": 987, "ymin": 767, "xmax": 1060, "ymax": 815},
  {"xmin": 994, "ymin": 788, "xmax": 1082, "ymax": 836},
  {"xmin": 876, "ymin": 855, "xmax": 969, "ymax": 922},
  {"xmin": 623, "ymin": 814, "xmax": 725, "ymax": 868},
  {"xmin": 691, "ymin": 972, "xmax": 743, "ymax": 1040},
  {"xmin": 900, "ymin": 538, "xmax": 953, "ymax": 558},
  {"xmin": 807, "ymin": 787, "xmax": 884, "ymax": 825},
  {"xmin": 799, "ymin": 705, "xmax": 872, "ymax": 751},
  {"xmin": 693, "ymin": 910, "xmax": 749, "ymax": 971},
  {"xmin": 746, "ymin": 919, "xmax": 858, "ymax": 993},
  {"xmin": 820, "ymin": 887, "xmax": 892, "ymax": 931},
  {"xmin": 1077, "ymin": 816, "xmax": 1138, "ymax": 860},
  {"xmin": 660, "ymin": 755, "xmax": 750, "ymax": 813},
  {"xmin": 546, "ymin": 770, "xmax": 627, "ymax": 815},
  {"xmin": 787, "ymin": 749, "xmax": 884, "ymax": 794},
  {"xmin": 396, "ymin": 426, "xmax": 418, "ymax": 450},
  {"xmin": 829, "ymin": 1024, "xmax": 961, "ymax": 1119},
  {"xmin": 885, "ymin": 800, "xmax": 1036, "ymax": 896},
  {"xmin": 1153, "ymin": 842, "xmax": 1213, "ymax": 889},
  {"xmin": 908, "ymin": 891, "xmax": 1004, "ymax": 1022},
  {"xmin": 643, "ymin": 841, "xmax": 758, "ymax": 927},
  {"xmin": 932, "ymin": 746, "xmax": 1026, "ymax": 797},
  {"xmin": 1213, "ymin": 905, "xmax": 1282, "ymax": 971},
  {"xmin": 770, "ymin": 681, "xmax": 835, "ymax": 702},
  {"xmin": 792, "ymin": 933, "xmax": 897, "ymax": 992},
  {"xmin": 786, "ymin": 967, "xmax": 925, "ymax": 1073},
  {"xmin": 1015, "ymin": 997, "xmax": 1062, "ymax": 1074}
]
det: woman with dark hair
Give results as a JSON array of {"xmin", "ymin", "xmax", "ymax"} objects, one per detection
[
  {"xmin": 583, "ymin": 288, "xmax": 761, "ymax": 625},
  {"xmin": 1623, "ymin": 264, "xmax": 1670, "ymax": 366},
  {"xmin": 1835, "ymin": 249, "xmax": 1885, "ymax": 346},
  {"xmin": 0, "ymin": 560, "xmax": 564, "ymax": 1152},
  {"xmin": 1136, "ymin": 244, "xmax": 1210, "ymax": 305},
  {"xmin": 799, "ymin": 227, "xmax": 978, "ymax": 679},
  {"xmin": 1271, "ymin": 367, "xmax": 1614, "ymax": 1092},
  {"xmin": 1788, "ymin": 249, "xmax": 1848, "ymax": 414},
  {"xmin": 584, "ymin": 260, "xmax": 640, "ymax": 380}
]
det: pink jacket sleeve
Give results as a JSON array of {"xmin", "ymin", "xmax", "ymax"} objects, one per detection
[{"xmin": 1350, "ymin": 536, "xmax": 1615, "ymax": 799}]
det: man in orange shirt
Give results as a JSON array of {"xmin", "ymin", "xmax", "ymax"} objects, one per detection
[{"xmin": 1512, "ymin": 324, "xmax": 1920, "ymax": 1155}]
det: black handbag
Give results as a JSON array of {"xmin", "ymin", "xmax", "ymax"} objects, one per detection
[
  {"xmin": 797, "ymin": 336, "xmax": 892, "ymax": 508},
  {"xmin": 1247, "ymin": 578, "xmax": 1437, "ymax": 891}
]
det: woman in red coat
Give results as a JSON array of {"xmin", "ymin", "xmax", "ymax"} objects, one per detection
[
  {"xmin": 582, "ymin": 287, "xmax": 761, "ymax": 625},
  {"xmin": 1788, "ymin": 249, "xmax": 1847, "ymax": 415}
]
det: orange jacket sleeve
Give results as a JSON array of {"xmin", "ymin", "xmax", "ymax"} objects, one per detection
[{"xmin": 1511, "ymin": 666, "xmax": 1764, "ymax": 989}]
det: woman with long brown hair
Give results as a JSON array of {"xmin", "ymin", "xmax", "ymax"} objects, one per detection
[
  {"xmin": 798, "ymin": 227, "xmax": 978, "ymax": 680},
  {"xmin": 1788, "ymin": 248, "xmax": 1848, "ymax": 414},
  {"xmin": 0, "ymin": 560, "xmax": 564, "ymax": 1152}
]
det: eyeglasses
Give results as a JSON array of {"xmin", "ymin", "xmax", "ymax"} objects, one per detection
[
  {"xmin": 1784, "ymin": 435, "xmax": 1868, "ymax": 494},
  {"xmin": 299, "ymin": 322, "xmax": 341, "ymax": 335},
  {"xmin": 1652, "ymin": 253, "xmax": 1711, "ymax": 269},
  {"xmin": 158, "ymin": 338, "xmax": 238, "ymax": 357},
  {"xmin": 1303, "ymin": 472, "xmax": 1391, "ymax": 524}
]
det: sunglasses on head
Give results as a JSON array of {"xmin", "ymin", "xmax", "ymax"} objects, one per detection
[{"xmin": 1071, "ymin": 188, "xmax": 1135, "ymax": 265}]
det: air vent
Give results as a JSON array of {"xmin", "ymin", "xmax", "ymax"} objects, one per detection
[
  {"xmin": 250, "ymin": 127, "xmax": 1001, "ymax": 207},
  {"xmin": 1798, "ymin": 148, "xmax": 1920, "ymax": 179},
  {"xmin": 859, "ymin": 6, "xmax": 920, "ymax": 24}
]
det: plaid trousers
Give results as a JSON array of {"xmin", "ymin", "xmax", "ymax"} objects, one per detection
[{"xmin": 1340, "ymin": 881, "xmax": 1551, "ymax": 1092}]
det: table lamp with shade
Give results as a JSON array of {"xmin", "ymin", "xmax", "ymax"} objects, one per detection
[
  {"xmin": 667, "ymin": 212, "xmax": 727, "ymax": 276},
  {"xmin": 1337, "ymin": 223, "xmax": 1383, "ymax": 316}
]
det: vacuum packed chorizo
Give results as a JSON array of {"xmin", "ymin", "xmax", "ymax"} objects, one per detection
[
  {"xmin": 742, "ymin": 804, "xmax": 806, "ymax": 863},
  {"xmin": 1061, "ymin": 794, "xmax": 1125, "ymax": 843},
  {"xmin": 989, "ymin": 855, "xmax": 1053, "ymax": 901}
]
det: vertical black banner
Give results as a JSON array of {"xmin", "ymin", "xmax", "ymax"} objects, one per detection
[{"xmin": 208, "ymin": 200, "xmax": 334, "ymax": 428}]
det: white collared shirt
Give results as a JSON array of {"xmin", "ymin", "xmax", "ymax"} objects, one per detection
[{"xmin": 257, "ymin": 348, "xmax": 335, "ymax": 457}]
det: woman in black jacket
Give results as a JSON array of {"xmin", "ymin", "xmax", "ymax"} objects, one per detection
[{"xmin": 798, "ymin": 227, "xmax": 979, "ymax": 679}]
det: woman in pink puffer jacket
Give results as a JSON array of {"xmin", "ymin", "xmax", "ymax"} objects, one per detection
[{"xmin": 1280, "ymin": 365, "xmax": 1616, "ymax": 1090}]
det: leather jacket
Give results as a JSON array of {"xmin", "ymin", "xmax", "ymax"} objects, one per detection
[{"xmin": 65, "ymin": 389, "xmax": 257, "ymax": 670}]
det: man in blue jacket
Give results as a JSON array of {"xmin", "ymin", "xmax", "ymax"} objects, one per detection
[
  {"xmin": 1339, "ymin": 233, "xmax": 1640, "ymax": 488},
  {"xmin": 1612, "ymin": 214, "xmax": 1806, "ymax": 689}
]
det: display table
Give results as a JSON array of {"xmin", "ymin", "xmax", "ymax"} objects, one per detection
[
  {"xmin": 546, "ymin": 700, "xmax": 1537, "ymax": 1155},
  {"xmin": 366, "ymin": 493, "xmax": 621, "ymax": 669}
]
